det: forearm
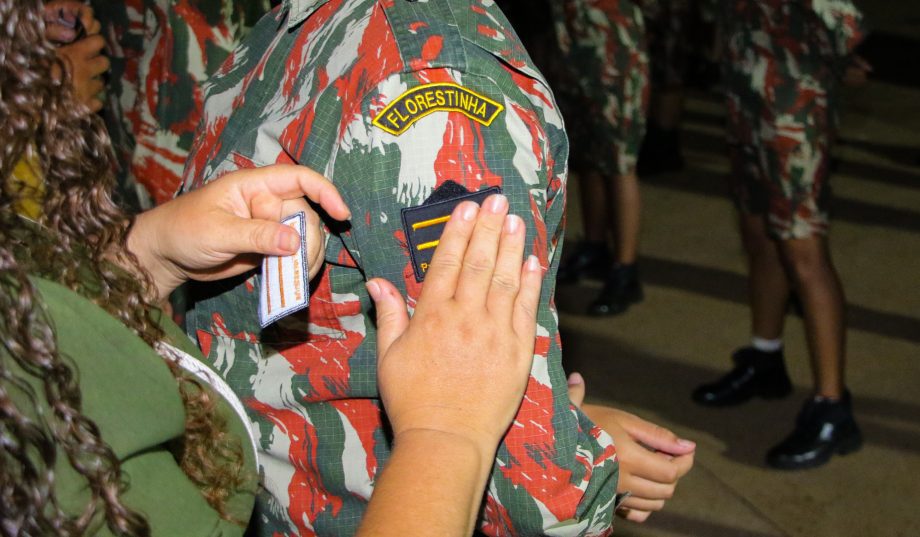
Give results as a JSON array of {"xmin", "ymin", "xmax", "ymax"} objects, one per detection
[{"xmin": 357, "ymin": 429, "xmax": 494, "ymax": 537}]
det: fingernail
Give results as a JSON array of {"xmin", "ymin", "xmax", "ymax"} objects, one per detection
[
  {"xmin": 487, "ymin": 194, "xmax": 508, "ymax": 213},
  {"xmin": 278, "ymin": 229, "xmax": 299, "ymax": 252},
  {"xmin": 365, "ymin": 281, "xmax": 381, "ymax": 300},
  {"xmin": 567, "ymin": 371, "xmax": 584, "ymax": 386},
  {"xmin": 678, "ymin": 438, "xmax": 696, "ymax": 448},
  {"xmin": 526, "ymin": 254, "xmax": 540, "ymax": 272},
  {"xmin": 504, "ymin": 214, "xmax": 521, "ymax": 234},
  {"xmin": 461, "ymin": 202, "xmax": 478, "ymax": 221}
]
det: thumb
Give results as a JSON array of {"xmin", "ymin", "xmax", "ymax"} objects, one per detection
[
  {"xmin": 567, "ymin": 372, "xmax": 586, "ymax": 408},
  {"xmin": 366, "ymin": 278, "xmax": 409, "ymax": 358},
  {"xmin": 621, "ymin": 413, "xmax": 696, "ymax": 455},
  {"xmin": 219, "ymin": 215, "xmax": 302, "ymax": 257}
]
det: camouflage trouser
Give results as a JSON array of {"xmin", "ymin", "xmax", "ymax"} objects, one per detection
[
  {"xmin": 553, "ymin": 0, "xmax": 649, "ymax": 176},
  {"xmin": 642, "ymin": 0, "xmax": 693, "ymax": 89},
  {"xmin": 725, "ymin": 61, "xmax": 838, "ymax": 240}
]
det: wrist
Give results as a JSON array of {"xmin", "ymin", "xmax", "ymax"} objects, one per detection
[
  {"xmin": 126, "ymin": 209, "xmax": 184, "ymax": 301},
  {"xmin": 393, "ymin": 428, "xmax": 495, "ymax": 480}
]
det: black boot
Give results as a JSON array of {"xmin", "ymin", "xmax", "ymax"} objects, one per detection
[
  {"xmin": 692, "ymin": 347, "xmax": 793, "ymax": 407},
  {"xmin": 766, "ymin": 391, "xmax": 863, "ymax": 470},
  {"xmin": 587, "ymin": 263, "xmax": 643, "ymax": 316},
  {"xmin": 557, "ymin": 242, "xmax": 609, "ymax": 284}
]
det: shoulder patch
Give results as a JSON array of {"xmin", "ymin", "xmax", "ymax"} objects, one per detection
[
  {"xmin": 373, "ymin": 82, "xmax": 504, "ymax": 136},
  {"xmin": 402, "ymin": 183, "xmax": 503, "ymax": 282}
]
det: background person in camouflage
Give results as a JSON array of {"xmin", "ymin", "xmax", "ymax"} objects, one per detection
[
  {"xmin": 551, "ymin": 0, "xmax": 651, "ymax": 317},
  {"xmin": 693, "ymin": 0, "xmax": 868, "ymax": 470},
  {"xmin": 91, "ymin": 0, "xmax": 272, "ymax": 210},
  {"xmin": 179, "ymin": 0, "xmax": 691, "ymax": 534}
]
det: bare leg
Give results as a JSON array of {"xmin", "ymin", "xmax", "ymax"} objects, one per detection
[
  {"xmin": 611, "ymin": 171, "xmax": 641, "ymax": 265},
  {"xmin": 778, "ymin": 236, "xmax": 847, "ymax": 399},
  {"xmin": 739, "ymin": 214, "xmax": 790, "ymax": 340}
]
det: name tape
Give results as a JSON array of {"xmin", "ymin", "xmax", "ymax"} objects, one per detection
[{"xmin": 259, "ymin": 212, "xmax": 310, "ymax": 328}]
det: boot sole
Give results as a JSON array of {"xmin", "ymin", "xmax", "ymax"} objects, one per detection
[
  {"xmin": 586, "ymin": 289, "xmax": 644, "ymax": 317},
  {"xmin": 692, "ymin": 379, "xmax": 793, "ymax": 407},
  {"xmin": 767, "ymin": 433, "xmax": 863, "ymax": 470}
]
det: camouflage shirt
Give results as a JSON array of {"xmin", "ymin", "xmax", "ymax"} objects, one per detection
[
  {"xmin": 94, "ymin": 0, "xmax": 271, "ymax": 209},
  {"xmin": 180, "ymin": 1, "xmax": 618, "ymax": 535},
  {"xmin": 551, "ymin": 0, "xmax": 649, "ymax": 176}
]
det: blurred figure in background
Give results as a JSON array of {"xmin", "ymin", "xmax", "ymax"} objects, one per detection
[
  {"xmin": 91, "ymin": 0, "xmax": 272, "ymax": 210},
  {"xmin": 637, "ymin": 0, "xmax": 691, "ymax": 175},
  {"xmin": 9, "ymin": 1, "xmax": 107, "ymax": 220},
  {"xmin": 552, "ymin": 0, "xmax": 651, "ymax": 317},
  {"xmin": 693, "ymin": 0, "xmax": 869, "ymax": 470}
]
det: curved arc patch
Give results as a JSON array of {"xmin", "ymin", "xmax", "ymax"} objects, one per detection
[{"xmin": 372, "ymin": 81, "xmax": 504, "ymax": 135}]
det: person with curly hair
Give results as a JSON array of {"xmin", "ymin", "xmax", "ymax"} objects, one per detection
[
  {"xmin": 2, "ymin": 2, "xmax": 549, "ymax": 535},
  {"xmin": 1, "ymin": 3, "xmax": 352, "ymax": 535}
]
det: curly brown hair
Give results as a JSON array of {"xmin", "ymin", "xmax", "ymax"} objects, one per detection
[{"xmin": 1, "ymin": 1, "xmax": 248, "ymax": 535}]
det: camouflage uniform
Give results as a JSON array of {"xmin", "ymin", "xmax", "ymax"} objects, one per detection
[
  {"xmin": 180, "ymin": 1, "xmax": 619, "ymax": 535},
  {"xmin": 93, "ymin": 0, "xmax": 271, "ymax": 209},
  {"xmin": 723, "ymin": 0, "xmax": 865, "ymax": 239},
  {"xmin": 552, "ymin": 0, "xmax": 650, "ymax": 176},
  {"xmin": 642, "ymin": 0, "xmax": 693, "ymax": 89}
]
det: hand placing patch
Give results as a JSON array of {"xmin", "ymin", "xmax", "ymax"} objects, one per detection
[
  {"xmin": 373, "ymin": 82, "xmax": 504, "ymax": 136},
  {"xmin": 401, "ymin": 181, "xmax": 502, "ymax": 282}
]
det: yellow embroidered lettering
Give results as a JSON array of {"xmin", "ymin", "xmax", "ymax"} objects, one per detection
[
  {"xmin": 414, "ymin": 94, "xmax": 428, "ymax": 112},
  {"xmin": 386, "ymin": 111, "xmax": 401, "ymax": 129},
  {"xmin": 372, "ymin": 83, "xmax": 505, "ymax": 135}
]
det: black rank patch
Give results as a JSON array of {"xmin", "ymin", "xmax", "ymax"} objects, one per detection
[{"xmin": 401, "ymin": 181, "xmax": 502, "ymax": 282}]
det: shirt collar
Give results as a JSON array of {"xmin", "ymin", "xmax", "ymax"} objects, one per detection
[{"xmin": 283, "ymin": 0, "xmax": 333, "ymax": 29}]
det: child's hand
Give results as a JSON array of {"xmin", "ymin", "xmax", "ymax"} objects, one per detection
[
  {"xmin": 43, "ymin": 1, "xmax": 100, "ymax": 44},
  {"xmin": 56, "ymin": 34, "xmax": 109, "ymax": 113}
]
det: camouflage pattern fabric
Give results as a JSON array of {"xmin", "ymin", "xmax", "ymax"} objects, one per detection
[
  {"xmin": 179, "ymin": 1, "xmax": 619, "ymax": 535},
  {"xmin": 642, "ymin": 0, "xmax": 693, "ymax": 88},
  {"xmin": 552, "ymin": 0, "xmax": 649, "ymax": 176},
  {"xmin": 92, "ymin": 0, "xmax": 271, "ymax": 209},
  {"xmin": 722, "ymin": 0, "xmax": 865, "ymax": 239}
]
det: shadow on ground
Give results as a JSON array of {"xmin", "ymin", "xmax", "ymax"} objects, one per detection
[{"xmin": 556, "ymin": 290, "xmax": 920, "ymax": 468}]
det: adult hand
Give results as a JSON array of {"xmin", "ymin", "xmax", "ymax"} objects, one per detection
[
  {"xmin": 44, "ymin": 1, "xmax": 100, "ymax": 43},
  {"xmin": 56, "ymin": 34, "xmax": 109, "ymax": 113},
  {"xmin": 369, "ymin": 194, "xmax": 543, "ymax": 463},
  {"xmin": 128, "ymin": 164, "xmax": 350, "ymax": 301},
  {"xmin": 567, "ymin": 373, "xmax": 696, "ymax": 523}
]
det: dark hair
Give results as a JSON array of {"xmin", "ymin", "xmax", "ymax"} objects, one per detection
[{"xmin": 1, "ymin": 1, "xmax": 246, "ymax": 534}]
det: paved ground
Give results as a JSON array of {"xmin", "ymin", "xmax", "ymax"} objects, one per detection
[{"xmin": 553, "ymin": 10, "xmax": 920, "ymax": 535}]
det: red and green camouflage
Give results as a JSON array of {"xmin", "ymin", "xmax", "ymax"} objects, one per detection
[
  {"xmin": 179, "ymin": 1, "xmax": 620, "ymax": 535},
  {"xmin": 641, "ymin": 0, "xmax": 693, "ymax": 89},
  {"xmin": 722, "ymin": 0, "xmax": 865, "ymax": 239},
  {"xmin": 93, "ymin": 0, "xmax": 271, "ymax": 209},
  {"xmin": 551, "ymin": 0, "xmax": 649, "ymax": 176}
]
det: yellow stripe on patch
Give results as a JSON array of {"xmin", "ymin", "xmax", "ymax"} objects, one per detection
[
  {"xmin": 416, "ymin": 240, "xmax": 440, "ymax": 251},
  {"xmin": 372, "ymin": 82, "xmax": 505, "ymax": 136},
  {"xmin": 412, "ymin": 215, "xmax": 451, "ymax": 230}
]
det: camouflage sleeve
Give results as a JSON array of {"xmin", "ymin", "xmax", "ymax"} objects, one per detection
[
  {"xmin": 327, "ymin": 66, "xmax": 619, "ymax": 536},
  {"xmin": 810, "ymin": 0, "xmax": 867, "ymax": 58},
  {"xmin": 94, "ymin": 0, "xmax": 272, "ymax": 207}
]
